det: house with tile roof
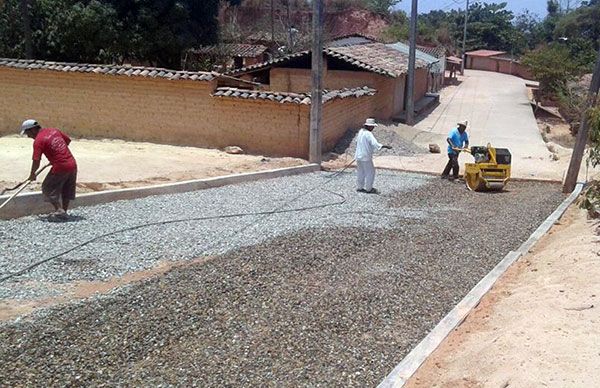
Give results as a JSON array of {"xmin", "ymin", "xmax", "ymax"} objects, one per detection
[
  {"xmin": 184, "ymin": 44, "xmax": 270, "ymax": 72},
  {"xmin": 465, "ymin": 49, "xmax": 532, "ymax": 79},
  {"xmin": 0, "ymin": 58, "xmax": 378, "ymax": 158},
  {"xmin": 386, "ymin": 42, "xmax": 446, "ymax": 93},
  {"xmin": 228, "ymin": 42, "xmax": 431, "ymax": 120}
]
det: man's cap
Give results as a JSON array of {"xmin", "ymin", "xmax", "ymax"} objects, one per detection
[
  {"xmin": 457, "ymin": 120, "xmax": 468, "ymax": 128},
  {"xmin": 364, "ymin": 118, "xmax": 378, "ymax": 127},
  {"xmin": 20, "ymin": 119, "xmax": 39, "ymax": 135}
]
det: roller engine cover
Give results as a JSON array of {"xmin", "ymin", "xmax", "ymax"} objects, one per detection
[
  {"xmin": 470, "ymin": 146, "xmax": 490, "ymax": 163},
  {"xmin": 495, "ymin": 148, "xmax": 512, "ymax": 165}
]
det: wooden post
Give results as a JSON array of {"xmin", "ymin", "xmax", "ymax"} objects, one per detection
[
  {"xmin": 309, "ymin": 0, "xmax": 323, "ymax": 164},
  {"xmin": 461, "ymin": 0, "xmax": 469, "ymax": 75},
  {"xmin": 270, "ymin": 0, "xmax": 275, "ymax": 44},
  {"xmin": 405, "ymin": 0, "xmax": 418, "ymax": 126},
  {"xmin": 563, "ymin": 47, "xmax": 600, "ymax": 193}
]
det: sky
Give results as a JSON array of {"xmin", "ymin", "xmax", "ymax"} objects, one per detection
[{"xmin": 395, "ymin": 0, "xmax": 550, "ymax": 18}]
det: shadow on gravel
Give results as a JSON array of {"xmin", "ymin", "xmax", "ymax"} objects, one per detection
[{"xmin": 38, "ymin": 214, "xmax": 87, "ymax": 223}]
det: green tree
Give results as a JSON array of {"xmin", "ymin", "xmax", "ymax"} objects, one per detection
[
  {"xmin": 458, "ymin": 2, "xmax": 515, "ymax": 52},
  {"xmin": 0, "ymin": 0, "xmax": 242, "ymax": 68},
  {"xmin": 35, "ymin": 0, "xmax": 120, "ymax": 63},
  {"xmin": 588, "ymin": 106, "xmax": 600, "ymax": 168},
  {"xmin": 381, "ymin": 9, "xmax": 408, "ymax": 41},
  {"xmin": 365, "ymin": 0, "xmax": 400, "ymax": 17},
  {"xmin": 554, "ymin": 1, "xmax": 600, "ymax": 51},
  {"xmin": 522, "ymin": 43, "xmax": 582, "ymax": 95},
  {"xmin": 513, "ymin": 10, "xmax": 543, "ymax": 50}
]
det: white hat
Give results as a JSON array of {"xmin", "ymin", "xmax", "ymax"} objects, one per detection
[
  {"xmin": 364, "ymin": 118, "xmax": 378, "ymax": 127},
  {"xmin": 20, "ymin": 119, "xmax": 39, "ymax": 135},
  {"xmin": 457, "ymin": 120, "xmax": 468, "ymax": 128}
]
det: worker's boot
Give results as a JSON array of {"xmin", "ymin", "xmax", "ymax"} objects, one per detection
[{"xmin": 49, "ymin": 208, "xmax": 68, "ymax": 221}]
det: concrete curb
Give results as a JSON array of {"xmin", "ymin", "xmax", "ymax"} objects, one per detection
[
  {"xmin": 0, "ymin": 164, "xmax": 320, "ymax": 220},
  {"xmin": 377, "ymin": 182, "xmax": 584, "ymax": 388}
]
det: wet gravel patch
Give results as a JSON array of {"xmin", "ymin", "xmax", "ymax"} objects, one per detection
[
  {"xmin": 333, "ymin": 126, "xmax": 426, "ymax": 157},
  {"xmin": 0, "ymin": 171, "xmax": 429, "ymax": 299},
  {"xmin": 0, "ymin": 177, "xmax": 565, "ymax": 386}
]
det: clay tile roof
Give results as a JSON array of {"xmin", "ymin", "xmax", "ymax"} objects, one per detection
[
  {"xmin": 326, "ymin": 43, "xmax": 427, "ymax": 78},
  {"xmin": 229, "ymin": 42, "xmax": 426, "ymax": 78},
  {"xmin": 327, "ymin": 34, "xmax": 377, "ymax": 48},
  {"xmin": 189, "ymin": 44, "xmax": 268, "ymax": 58},
  {"xmin": 0, "ymin": 58, "xmax": 216, "ymax": 82},
  {"xmin": 465, "ymin": 49, "xmax": 507, "ymax": 57},
  {"xmin": 228, "ymin": 51, "xmax": 309, "ymax": 75},
  {"xmin": 212, "ymin": 86, "xmax": 377, "ymax": 105}
]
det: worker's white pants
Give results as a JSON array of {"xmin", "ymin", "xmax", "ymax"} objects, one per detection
[{"xmin": 356, "ymin": 160, "xmax": 376, "ymax": 191}]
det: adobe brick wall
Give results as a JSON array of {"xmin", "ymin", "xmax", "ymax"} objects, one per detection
[
  {"xmin": 322, "ymin": 93, "xmax": 376, "ymax": 152},
  {"xmin": 466, "ymin": 56, "xmax": 534, "ymax": 80},
  {"xmin": 414, "ymin": 67, "xmax": 429, "ymax": 101},
  {"xmin": 269, "ymin": 68, "xmax": 425, "ymax": 120},
  {"xmin": 0, "ymin": 67, "xmax": 312, "ymax": 157},
  {"xmin": 469, "ymin": 56, "xmax": 499, "ymax": 72},
  {"xmin": 512, "ymin": 62, "xmax": 533, "ymax": 80}
]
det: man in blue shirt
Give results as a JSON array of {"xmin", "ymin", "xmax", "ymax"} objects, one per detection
[{"xmin": 441, "ymin": 120, "xmax": 469, "ymax": 180}]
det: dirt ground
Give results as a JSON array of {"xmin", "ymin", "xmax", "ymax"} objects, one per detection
[
  {"xmin": 0, "ymin": 136, "xmax": 305, "ymax": 193},
  {"xmin": 407, "ymin": 206, "xmax": 600, "ymax": 388},
  {"xmin": 537, "ymin": 115, "xmax": 576, "ymax": 149}
]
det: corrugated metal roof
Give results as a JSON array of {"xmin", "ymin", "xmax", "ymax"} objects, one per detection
[
  {"xmin": 417, "ymin": 45, "xmax": 446, "ymax": 59},
  {"xmin": 0, "ymin": 58, "xmax": 216, "ymax": 81},
  {"xmin": 386, "ymin": 42, "xmax": 443, "ymax": 73}
]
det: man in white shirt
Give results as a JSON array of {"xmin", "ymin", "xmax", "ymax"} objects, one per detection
[{"xmin": 355, "ymin": 118, "xmax": 391, "ymax": 194}]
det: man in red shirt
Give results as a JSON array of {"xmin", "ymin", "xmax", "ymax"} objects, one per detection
[{"xmin": 20, "ymin": 119, "xmax": 78, "ymax": 220}]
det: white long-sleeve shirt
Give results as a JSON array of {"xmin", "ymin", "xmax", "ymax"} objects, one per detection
[{"xmin": 355, "ymin": 128, "xmax": 382, "ymax": 161}]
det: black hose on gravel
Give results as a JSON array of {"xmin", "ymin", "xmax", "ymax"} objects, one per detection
[{"xmin": 0, "ymin": 181, "xmax": 348, "ymax": 283}]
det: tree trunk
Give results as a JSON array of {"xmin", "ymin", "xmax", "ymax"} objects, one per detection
[{"xmin": 20, "ymin": 0, "xmax": 33, "ymax": 59}]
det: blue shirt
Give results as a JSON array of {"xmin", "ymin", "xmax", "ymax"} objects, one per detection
[{"xmin": 447, "ymin": 127, "xmax": 469, "ymax": 154}]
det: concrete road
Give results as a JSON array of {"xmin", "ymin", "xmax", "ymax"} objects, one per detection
[
  {"xmin": 376, "ymin": 70, "xmax": 579, "ymax": 181},
  {"xmin": 416, "ymin": 70, "xmax": 548, "ymax": 162}
]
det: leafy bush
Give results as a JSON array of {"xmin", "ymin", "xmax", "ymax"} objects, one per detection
[{"xmin": 522, "ymin": 44, "xmax": 582, "ymax": 96}]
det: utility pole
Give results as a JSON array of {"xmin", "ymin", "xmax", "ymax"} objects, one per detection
[
  {"xmin": 405, "ymin": 0, "xmax": 418, "ymax": 126},
  {"xmin": 271, "ymin": 0, "xmax": 275, "ymax": 44},
  {"xmin": 563, "ymin": 47, "xmax": 600, "ymax": 193},
  {"xmin": 309, "ymin": 0, "xmax": 324, "ymax": 164},
  {"xmin": 20, "ymin": 0, "xmax": 32, "ymax": 59},
  {"xmin": 461, "ymin": 0, "xmax": 469, "ymax": 75}
]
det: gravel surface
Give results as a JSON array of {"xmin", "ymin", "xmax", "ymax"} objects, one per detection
[
  {"xmin": 0, "ymin": 174, "xmax": 566, "ymax": 387},
  {"xmin": 333, "ymin": 126, "xmax": 426, "ymax": 157},
  {"xmin": 0, "ymin": 171, "xmax": 429, "ymax": 299}
]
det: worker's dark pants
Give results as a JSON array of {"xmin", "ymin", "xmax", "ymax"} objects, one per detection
[{"xmin": 442, "ymin": 153, "xmax": 460, "ymax": 178}]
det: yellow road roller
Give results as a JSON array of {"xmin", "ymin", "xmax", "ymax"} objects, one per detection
[{"xmin": 462, "ymin": 144, "xmax": 511, "ymax": 191}]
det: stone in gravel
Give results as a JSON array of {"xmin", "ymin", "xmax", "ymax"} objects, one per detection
[
  {"xmin": 224, "ymin": 146, "xmax": 244, "ymax": 154},
  {"xmin": 429, "ymin": 144, "xmax": 441, "ymax": 153}
]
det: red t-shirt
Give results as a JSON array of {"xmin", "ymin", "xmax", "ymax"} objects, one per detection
[{"xmin": 32, "ymin": 128, "xmax": 77, "ymax": 173}]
